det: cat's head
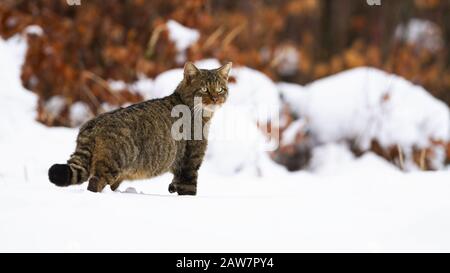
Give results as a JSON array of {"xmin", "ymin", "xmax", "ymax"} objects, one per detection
[{"xmin": 180, "ymin": 62, "xmax": 232, "ymax": 112}]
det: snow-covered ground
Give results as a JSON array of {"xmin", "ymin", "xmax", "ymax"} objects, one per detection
[
  {"xmin": 279, "ymin": 68, "xmax": 450, "ymax": 170},
  {"xmin": 1, "ymin": 34, "xmax": 450, "ymax": 252}
]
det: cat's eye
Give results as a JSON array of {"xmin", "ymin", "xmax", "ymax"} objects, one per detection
[
  {"xmin": 200, "ymin": 87, "xmax": 207, "ymax": 93},
  {"xmin": 217, "ymin": 87, "xmax": 224, "ymax": 93}
]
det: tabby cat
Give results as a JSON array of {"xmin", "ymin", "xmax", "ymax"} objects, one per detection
[{"xmin": 48, "ymin": 62, "xmax": 232, "ymax": 195}]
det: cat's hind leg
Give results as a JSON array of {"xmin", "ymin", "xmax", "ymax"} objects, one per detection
[
  {"xmin": 87, "ymin": 176, "xmax": 106, "ymax": 193},
  {"xmin": 88, "ymin": 176, "xmax": 122, "ymax": 192},
  {"xmin": 87, "ymin": 160, "xmax": 119, "ymax": 193},
  {"xmin": 109, "ymin": 179, "xmax": 123, "ymax": 191}
]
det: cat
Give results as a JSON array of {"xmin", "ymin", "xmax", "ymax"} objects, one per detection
[{"xmin": 48, "ymin": 62, "xmax": 232, "ymax": 195}]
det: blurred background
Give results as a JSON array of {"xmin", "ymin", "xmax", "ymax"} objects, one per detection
[{"xmin": 1, "ymin": 0, "xmax": 450, "ymax": 171}]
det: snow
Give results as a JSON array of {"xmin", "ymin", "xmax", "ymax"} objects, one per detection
[
  {"xmin": 166, "ymin": 20, "xmax": 200, "ymax": 64},
  {"xmin": 69, "ymin": 101, "xmax": 93, "ymax": 127},
  {"xmin": 151, "ymin": 68, "xmax": 183, "ymax": 99},
  {"xmin": 273, "ymin": 44, "xmax": 300, "ymax": 76},
  {"xmin": 395, "ymin": 18, "xmax": 443, "ymax": 52},
  {"xmin": 24, "ymin": 25, "xmax": 44, "ymax": 36},
  {"xmin": 108, "ymin": 80, "xmax": 127, "ymax": 91},
  {"xmin": 44, "ymin": 96, "xmax": 66, "ymax": 117},
  {"xmin": 1, "ymin": 35, "xmax": 450, "ymax": 252},
  {"xmin": 108, "ymin": 78, "xmax": 154, "ymax": 100},
  {"xmin": 166, "ymin": 20, "xmax": 200, "ymax": 53},
  {"xmin": 279, "ymin": 67, "xmax": 450, "ymax": 169},
  {"xmin": 278, "ymin": 82, "xmax": 308, "ymax": 115},
  {"xmin": 130, "ymin": 77, "xmax": 154, "ymax": 100},
  {"xmin": 203, "ymin": 60, "xmax": 282, "ymax": 175},
  {"xmin": 281, "ymin": 118, "xmax": 307, "ymax": 146}
]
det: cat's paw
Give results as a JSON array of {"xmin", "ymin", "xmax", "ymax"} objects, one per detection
[
  {"xmin": 168, "ymin": 183, "xmax": 177, "ymax": 193},
  {"xmin": 175, "ymin": 184, "xmax": 197, "ymax": 196},
  {"xmin": 87, "ymin": 176, "xmax": 106, "ymax": 193},
  {"xmin": 168, "ymin": 182, "xmax": 197, "ymax": 195}
]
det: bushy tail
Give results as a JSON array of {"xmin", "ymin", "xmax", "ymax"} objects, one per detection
[{"xmin": 49, "ymin": 145, "xmax": 92, "ymax": 187}]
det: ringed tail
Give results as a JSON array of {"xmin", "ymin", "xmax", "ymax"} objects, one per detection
[{"xmin": 49, "ymin": 145, "xmax": 92, "ymax": 186}]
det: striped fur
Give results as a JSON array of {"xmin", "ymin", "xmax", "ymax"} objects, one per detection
[{"xmin": 48, "ymin": 62, "xmax": 232, "ymax": 195}]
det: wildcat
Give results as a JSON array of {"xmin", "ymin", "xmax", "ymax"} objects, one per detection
[{"xmin": 48, "ymin": 62, "xmax": 232, "ymax": 195}]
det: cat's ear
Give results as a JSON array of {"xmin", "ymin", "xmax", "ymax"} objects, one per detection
[
  {"xmin": 184, "ymin": 62, "xmax": 200, "ymax": 80},
  {"xmin": 217, "ymin": 62, "xmax": 232, "ymax": 80}
]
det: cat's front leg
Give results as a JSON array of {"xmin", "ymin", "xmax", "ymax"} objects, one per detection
[
  {"xmin": 169, "ymin": 139, "xmax": 206, "ymax": 196},
  {"xmin": 169, "ymin": 171, "xmax": 198, "ymax": 196}
]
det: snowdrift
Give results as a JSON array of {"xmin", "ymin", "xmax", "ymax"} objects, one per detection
[{"xmin": 279, "ymin": 67, "xmax": 450, "ymax": 170}]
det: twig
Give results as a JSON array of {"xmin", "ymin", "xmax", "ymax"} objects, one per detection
[
  {"xmin": 222, "ymin": 23, "xmax": 246, "ymax": 49},
  {"xmin": 203, "ymin": 26, "xmax": 225, "ymax": 50},
  {"xmin": 145, "ymin": 24, "xmax": 166, "ymax": 59},
  {"xmin": 82, "ymin": 70, "xmax": 123, "ymax": 105},
  {"xmin": 81, "ymin": 84, "xmax": 100, "ymax": 109},
  {"xmin": 419, "ymin": 148, "xmax": 427, "ymax": 170},
  {"xmin": 397, "ymin": 144, "xmax": 405, "ymax": 170}
]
